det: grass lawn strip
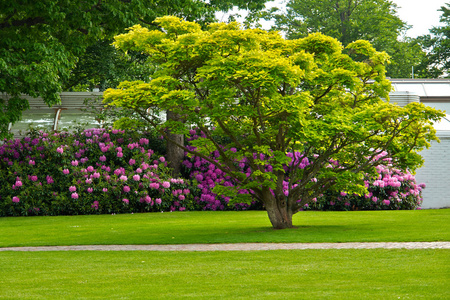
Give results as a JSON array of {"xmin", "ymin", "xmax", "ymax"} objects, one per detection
[
  {"xmin": 1, "ymin": 210, "xmax": 449, "ymax": 247},
  {"xmin": 0, "ymin": 249, "xmax": 448, "ymax": 299}
]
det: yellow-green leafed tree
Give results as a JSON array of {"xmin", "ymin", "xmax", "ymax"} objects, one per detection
[{"xmin": 104, "ymin": 16, "xmax": 444, "ymax": 229}]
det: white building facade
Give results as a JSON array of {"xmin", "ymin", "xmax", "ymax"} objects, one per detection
[{"xmin": 390, "ymin": 79, "xmax": 450, "ymax": 208}]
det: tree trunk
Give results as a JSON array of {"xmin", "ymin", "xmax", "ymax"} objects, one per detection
[
  {"xmin": 166, "ymin": 110, "xmax": 184, "ymax": 177},
  {"xmin": 263, "ymin": 190, "xmax": 294, "ymax": 229}
]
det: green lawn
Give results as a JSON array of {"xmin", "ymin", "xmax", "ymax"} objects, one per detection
[
  {"xmin": 1, "ymin": 210, "xmax": 448, "ymax": 299},
  {"xmin": 0, "ymin": 249, "xmax": 448, "ymax": 299},
  {"xmin": 0, "ymin": 209, "xmax": 449, "ymax": 247}
]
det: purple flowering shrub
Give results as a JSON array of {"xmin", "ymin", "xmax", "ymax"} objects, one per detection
[
  {"xmin": 183, "ymin": 129, "xmax": 424, "ymax": 211},
  {"xmin": 0, "ymin": 128, "xmax": 199, "ymax": 216},
  {"xmin": 182, "ymin": 130, "xmax": 263, "ymax": 211}
]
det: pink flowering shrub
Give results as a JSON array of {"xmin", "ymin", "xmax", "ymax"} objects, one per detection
[
  {"xmin": 309, "ymin": 163, "xmax": 424, "ymax": 211},
  {"xmin": 0, "ymin": 128, "xmax": 198, "ymax": 216}
]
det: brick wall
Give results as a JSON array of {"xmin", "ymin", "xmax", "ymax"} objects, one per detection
[{"xmin": 415, "ymin": 132, "xmax": 450, "ymax": 208}]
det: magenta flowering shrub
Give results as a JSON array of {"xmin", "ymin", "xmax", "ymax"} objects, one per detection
[
  {"xmin": 182, "ymin": 155, "xmax": 259, "ymax": 211},
  {"xmin": 183, "ymin": 129, "xmax": 424, "ymax": 211},
  {"xmin": 0, "ymin": 128, "xmax": 199, "ymax": 216},
  {"xmin": 308, "ymin": 161, "xmax": 424, "ymax": 211},
  {"xmin": 181, "ymin": 129, "xmax": 263, "ymax": 211}
]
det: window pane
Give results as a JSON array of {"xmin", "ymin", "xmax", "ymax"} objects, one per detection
[
  {"xmin": 11, "ymin": 112, "xmax": 54, "ymax": 133},
  {"xmin": 57, "ymin": 112, "xmax": 101, "ymax": 131}
]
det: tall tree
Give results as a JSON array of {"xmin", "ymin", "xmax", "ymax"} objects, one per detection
[
  {"xmin": 104, "ymin": 17, "xmax": 443, "ymax": 228},
  {"xmin": 0, "ymin": 0, "xmax": 150, "ymax": 139},
  {"xmin": 271, "ymin": 0, "xmax": 425, "ymax": 78},
  {"xmin": 63, "ymin": 40, "xmax": 152, "ymax": 92},
  {"xmin": 416, "ymin": 3, "xmax": 450, "ymax": 78},
  {"xmin": 0, "ymin": 0, "xmax": 269, "ymax": 140}
]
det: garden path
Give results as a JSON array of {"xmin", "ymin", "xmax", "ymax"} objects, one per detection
[{"xmin": 1, "ymin": 242, "xmax": 449, "ymax": 251}]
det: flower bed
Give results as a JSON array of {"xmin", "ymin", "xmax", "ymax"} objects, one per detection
[{"xmin": 0, "ymin": 128, "xmax": 424, "ymax": 216}]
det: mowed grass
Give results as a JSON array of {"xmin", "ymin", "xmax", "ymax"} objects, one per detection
[
  {"xmin": 0, "ymin": 209, "xmax": 449, "ymax": 247},
  {"xmin": 0, "ymin": 249, "xmax": 448, "ymax": 299},
  {"xmin": 1, "ymin": 210, "xmax": 449, "ymax": 299}
]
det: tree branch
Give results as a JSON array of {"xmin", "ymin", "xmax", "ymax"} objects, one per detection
[{"xmin": 0, "ymin": 16, "xmax": 46, "ymax": 29}]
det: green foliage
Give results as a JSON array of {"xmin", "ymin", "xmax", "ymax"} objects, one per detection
[
  {"xmin": 104, "ymin": 16, "xmax": 444, "ymax": 228},
  {"xmin": 0, "ymin": 0, "xmax": 270, "ymax": 139},
  {"xmin": 271, "ymin": 0, "xmax": 426, "ymax": 78},
  {"xmin": 66, "ymin": 0, "xmax": 272, "ymax": 90},
  {"xmin": 64, "ymin": 40, "xmax": 154, "ymax": 91},
  {"xmin": 0, "ymin": 0, "xmax": 150, "ymax": 139}
]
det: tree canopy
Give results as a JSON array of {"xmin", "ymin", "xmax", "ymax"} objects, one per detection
[
  {"xmin": 0, "ymin": 0, "xmax": 269, "ymax": 139},
  {"xmin": 270, "ymin": 0, "xmax": 426, "ymax": 78},
  {"xmin": 104, "ymin": 16, "xmax": 444, "ymax": 228}
]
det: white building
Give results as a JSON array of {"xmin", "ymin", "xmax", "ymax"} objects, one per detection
[{"xmin": 390, "ymin": 79, "xmax": 450, "ymax": 208}]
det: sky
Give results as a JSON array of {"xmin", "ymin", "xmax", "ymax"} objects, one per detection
[
  {"xmin": 219, "ymin": 0, "xmax": 448, "ymax": 38},
  {"xmin": 391, "ymin": 0, "xmax": 447, "ymax": 37}
]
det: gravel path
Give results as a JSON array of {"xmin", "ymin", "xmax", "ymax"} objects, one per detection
[{"xmin": 1, "ymin": 242, "xmax": 449, "ymax": 251}]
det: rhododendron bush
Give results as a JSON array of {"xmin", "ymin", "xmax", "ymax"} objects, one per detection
[
  {"xmin": 309, "ymin": 165, "xmax": 425, "ymax": 211},
  {"xmin": 0, "ymin": 128, "xmax": 198, "ymax": 216},
  {"xmin": 1, "ymin": 127, "xmax": 426, "ymax": 217},
  {"xmin": 104, "ymin": 16, "xmax": 442, "ymax": 228},
  {"xmin": 183, "ymin": 129, "xmax": 425, "ymax": 212},
  {"xmin": 182, "ymin": 129, "xmax": 263, "ymax": 211}
]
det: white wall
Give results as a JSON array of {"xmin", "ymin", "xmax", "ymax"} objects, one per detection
[{"xmin": 415, "ymin": 132, "xmax": 450, "ymax": 208}]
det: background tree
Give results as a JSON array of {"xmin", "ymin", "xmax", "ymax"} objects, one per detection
[
  {"xmin": 0, "ymin": 0, "xmax": 152, "ymax": 138},
  {"xmin": 415, "ymin": 3, "xmax": 450, "ymax": 78},
  {"xmin": 271, "ymin": 0, "xmax": 425, "ymax": 78},
  {"xmin": 0, "ymin": 0, "xmax": 269, "ymax": 140},
  {"xmin": 63, "ymin": 41, "xmax": 152, "ymax": 92},
  {"xmin": 104, "ymin": 17, "xmax": 443, "ymax": 229},
  {"xmin": 64, "ymin": 0, "xmax": 272, "ymax": 92}
]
